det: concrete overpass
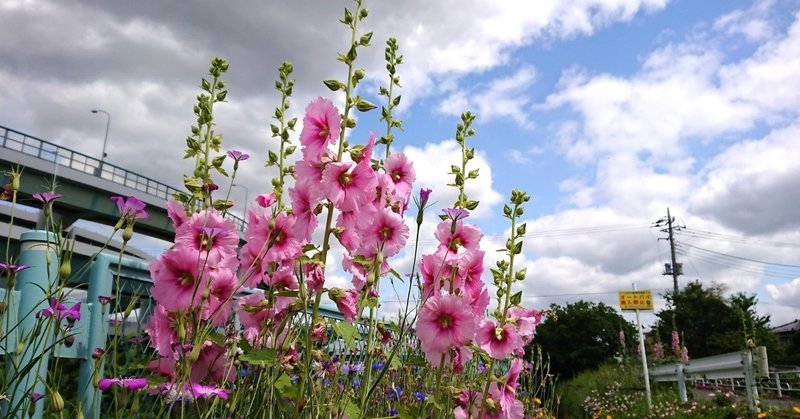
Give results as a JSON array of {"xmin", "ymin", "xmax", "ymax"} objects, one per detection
[{"xmin": 0, "ymin": 124, "xmax": 245, "ymax": 243}]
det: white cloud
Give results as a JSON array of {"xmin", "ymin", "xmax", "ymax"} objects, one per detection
[
  {"xmin": 765, "ymin": 278, "xmax": 800, "ymax": 307},
  {"xmin": 437, "ymin": 66, "xmax": 538, "ymax": 128},
  {"xmin": 402, "ymin": 140, "xmax": 503, "ymax": 218}
]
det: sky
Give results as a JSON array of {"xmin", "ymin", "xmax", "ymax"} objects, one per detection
[{"xmin": 1, "ymin": 0, "xmax": 799, "ymax": 329}]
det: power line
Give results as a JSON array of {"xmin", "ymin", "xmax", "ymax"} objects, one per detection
[
  {"xmin": 677, "ymin": 242, "xmax": 800, "ymax": 269},
  {"xmin": 677, "ymin": 228, "xmax": 800, "ymax": 249}
]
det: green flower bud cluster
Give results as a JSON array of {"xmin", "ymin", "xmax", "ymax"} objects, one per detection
[
  {"xmin": 266, "ymin": 61, "xmax": 298, "ymax": 210},
  {"xmin": 378, "ymin": 37, "xmax": 403, "ymax": 157},
  {"xmin": 492, "ymin": 189, "xmax": 531, "ymax": 318},
  {"xmin": 176, "ymin": 57, "xmax": 230, "ymax": 210},
  {"xmin": 449, "ymin": 111, "xmax": 479, "ymax": 210}
]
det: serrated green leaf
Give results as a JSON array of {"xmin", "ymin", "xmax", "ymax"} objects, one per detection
[
  {"xmin": 241, "ymin": 348, "xmax": 279, "ymax": 367},
  {"xmin": 332, "ymin": 321, "xmax": 358, "ymax": 350}
]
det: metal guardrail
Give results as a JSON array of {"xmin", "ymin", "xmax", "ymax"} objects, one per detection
[{"xmin": 0, "ymin": 124, "xmax": 246, "ymax": 231}]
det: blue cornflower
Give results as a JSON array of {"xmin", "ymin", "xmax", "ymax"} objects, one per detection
[
  {"xmin": 352, "ymin": 378, "xmax": 361, "ymax": 388},
  {"xmin": 372, "ymin": 361, "xmax": 385, "ymax": 371},
  {"xmin": 387, "ymin": 408, "xmax": 398, "ymax": 416},
  {"xmin": 413, "ymin": 391, "xmax": 427, "ymax": 401}
]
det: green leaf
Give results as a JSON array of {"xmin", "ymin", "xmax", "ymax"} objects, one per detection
[
  {"xmin": 215, "ymin": 166, "xmax": 229, "ymax": 176},
  {"xmin": 240, "ymin": 348, "xmax": 279, "ymax": 367},
  {"xmin": 465, "ymin": 200, "xmax": 479, "ymax": 210},
  {"xmin": 342, "ymin": 399, "xmax": 361, "ymax": 419},
  {"xmin": 274, "ymin": 372, "xmax": 292, "ymax": 390},
  {"xmin": 332, "ymin": 321, "xmax": 358, "ymax": 350},
  {"xmin": 513, "ymin": 240, "xmax": 523, "ymax": 255},
  {"xmin": 364, "ymin": 296, "xmax": 379, "ymax": 308}
]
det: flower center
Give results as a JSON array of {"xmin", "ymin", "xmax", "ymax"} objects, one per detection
[
  {"xmin": 494, "ymin": 326, "xmax": 505, "ymax": 341},
  {"xmin": 449, "ymin": 237, "xmax": 462, "ymax": 251},
  {"xmin": 437, "ymin": 314, "xmax": 454, "ymax": 329},
  {"xmin": 179, "ymin": 272, "xmax": 194, "ymax": 286},
  {"xmin": 319, "ymin": 125, "xmax": 330, "ymax": 139},
  {"xmin": 391, "ymin": 170, "xmax": 402, "ymax": 182},
  {"xmin": 339, "ymin": 172, "xmax": 353, "ymax": 186},
  {"xmin": 379, "ymin": 226, "xmax": 392, "ymax": 240}
]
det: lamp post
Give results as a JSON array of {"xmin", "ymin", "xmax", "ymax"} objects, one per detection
[
  {"xmin": 91, "ymin": 109, "xmax": 111, "ymax": 176},
  {"xmin": 232, "ymin": 183, "xmax": 249, "ymax": 213}
]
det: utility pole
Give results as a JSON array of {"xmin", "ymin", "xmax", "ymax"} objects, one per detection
[{"xmin": 653, "ymin": 208, "xmax": 682, "ymax": 294}]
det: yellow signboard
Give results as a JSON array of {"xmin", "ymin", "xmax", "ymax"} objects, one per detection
[{"xmin": 618, "ymin": 290, "xmax": 653, "ymax": 311}]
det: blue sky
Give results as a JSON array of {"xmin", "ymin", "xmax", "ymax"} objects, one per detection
[{"xmin": 1, "ymin": 0, "xmax": 799, "ymax": 327}]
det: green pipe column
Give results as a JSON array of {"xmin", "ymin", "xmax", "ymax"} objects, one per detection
[
  {"xmin": 77, "ymin": 254, "xmax": 113, "ymax": 419},
  {"xmin": 3, "ymin": 231, "xmax": 59, "ymax": 419}
]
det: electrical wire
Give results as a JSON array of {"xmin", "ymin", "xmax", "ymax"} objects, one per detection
[
  {"xmin": 677, "ymin": 228, "xmax": 800, "ymax": 249},
  {"xmin": 677, "ymin": 242, "xmax": 800, "ymax": 269}
]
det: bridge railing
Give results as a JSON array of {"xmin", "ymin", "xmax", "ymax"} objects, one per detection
[{"xmin": 0, "ymin": 124, "xmax": 246, "ymax": 231}]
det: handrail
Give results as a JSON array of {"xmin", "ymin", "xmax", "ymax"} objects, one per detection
[{"xmin": 0, "ymin": 124, "xmax": 246, "ymax": 231}]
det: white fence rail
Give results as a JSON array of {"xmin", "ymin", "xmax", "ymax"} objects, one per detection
[{"xmin": 649, "ymin": 347, "xmax": 768, "ymax": 410}]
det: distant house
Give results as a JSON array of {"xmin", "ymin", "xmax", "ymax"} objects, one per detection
[{"xmin": 771, "ymin": 319, "xmax": 800, "ymax": 344}]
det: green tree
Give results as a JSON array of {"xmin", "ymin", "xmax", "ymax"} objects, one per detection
[
  {"xmin": 653, "ymin": 280, "xmax": 785, "ymax": 361},
  {"xmin": 533, "ymin": 300, "xmax": 637, "ymax": 379}
]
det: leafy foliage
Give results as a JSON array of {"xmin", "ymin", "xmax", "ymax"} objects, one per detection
[{"xmin": 534, "ymin": 300, "xmax": 637, "ymax": 379}]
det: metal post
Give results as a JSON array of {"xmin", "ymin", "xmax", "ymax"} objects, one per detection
[
  {"xmin": 77, "ymin": 254, "xmax": 114, "ymax": 419},
  {"xmin": 2, "ymin": 231, "xmax": 59, "ymax": 419},
  {"xmin": 633, "ymin": 283, "xmax": 652, "ymax": 410},
  {"xmin": 676, "ymin": 363, "xmax": 688, "ymax": 403},
  {"xmin": 91, "ymin": 109, "xmax": 111, "ymax": 177},
  {"xmin": 743, "ymin": 350, "xmax": 759, "ymax": 412},
  {"xmin": 774, "ymin": 372, "xmax": 782, "ymax": 398}
]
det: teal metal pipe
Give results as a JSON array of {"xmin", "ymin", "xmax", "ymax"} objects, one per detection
[
  {"xmin": 77, "ymin": 253, "xmax": 113, "ymax": 419},
  {"xmin": 2, "ymin": 231, "xmax": 59, "ymax": 419}
]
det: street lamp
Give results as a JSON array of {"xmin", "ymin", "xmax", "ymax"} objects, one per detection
[
  {"xmin": 232, "ymin": 183, "xmax": 249, "ymax": 213},
  {"xmin": 91, "ymin": 109, "xmax": 111, "ymax": 176}
]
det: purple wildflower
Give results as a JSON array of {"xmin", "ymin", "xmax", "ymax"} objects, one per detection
[
  {"xmin": 38, "ymin": 297, "xmax": 81, "ymax": 322},
  {"xmin": 227, "ymin": 150, "xmax": 250, "ymax": 162},
  {"xmin": 111, "ymin": 196, "xmax": 149, "ymax": 221},
  {"xmin": 0, "ymin": 262, "xmax": 29, "ymax": 274},
  {"xmin": 98, "ymin": 377, "xmax": 148, "ymax": 391},
  {"xmin": 32, "ymin": 192, "xmax": 62, "ymax": 204},
  {"xmin": 190, "ymin": 383, "xmax": 230, "ymax": 400}
]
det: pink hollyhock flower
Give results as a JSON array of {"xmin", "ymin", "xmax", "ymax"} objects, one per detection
[
  {"xmin": 435, "ymin": 219, "xmax": 483, "ymax": 255},
  {"xmin": 304, "ymin": 264, "xmax": 326, "ymax": 295},
  {"xmin": 300, "ymin": 97, "xmax": 341, "ymax": 162},
  {"xmin": 458, "ymin": 249, "xmax": 485, "ymax": 296},
  {"xmin": 464, "ymin": 286, "xmax": 490, "ymax": 317},
  {"xmin": 190, "ymin": 383, "xmax": 231, "ymax": 400},
  {"xmin": 174, "ymin": 210, "xmax": 238, "ymax": 261},
  {"xmin": 289, "ymin": 186, "xmax": 319, "ymax": 243},
  {"xmin": 256, "ymin": 193, "xmax": 276, "ymax": 208},
  {"xmin": 293, "ymin": 159, "xmax": 328, "ymax": 201},
  {"xmin": 203, "ymin": 268, "xmax": 236, "ymax": 326},
  {"xmin": 358, "ymin": 207, "xmax": 409, "ymax": 257},
  {"xmin": 321, "ymin": 160, "xmax": 377, "ymax": 212},
  {"xmin": 145, "ymin": 305, "xmax": 177, "ymax": 357},
  {"xmin": 419, "ymin": 253, "xmax": 463, "ymax": 298},
  {"xmin": 111, "ymin": 196, "xmax": 149, "ymax": 221},
  {"xmin": 477, "ymin": 320, "xmax": 523, "ymax": 360},
  {"xmin": 191, "ymin": 342, "xmax": 237, "ymax": 383},
  {"xmin": 38, "ymin": 297, "xmax": 81, "ymax": 322},
  {"xmin": 383, "ymin": 153, "xmax": 416, "ymax": 201},
  {"xmin": 329, "ymin": 288, "xmax": 359, "ymax": 322},
  {"xmin": 507, "ymin": 307, "xmax": 543, "ymax": 340},
  {"xmin": 244, "ymin": 210, "xmax": 302, "ymax": 264},
  {"xmin": 499, "ymin": 358, "xmax": 524, "ymax": 412},
  {"xmin": 416, "ymin": 295, "xmax": 477, "ymax": 366},
  {"xmin": 98, "ymin": 377, "xmax": 148, "ymax": 391},
  {"xmin": 150, "ymin": 247, "xmax": 216, "ymax": 312},
  {"xmin": 266, "ymin": 266, "xmax": 299, "ymax": 290},
  {"xmin": 166, "ymin": 199, "xmax": 188, "ymax": 229},
  {"xmin": 335, "ymin": 211, "xmax": 362, "ymax": 254}
]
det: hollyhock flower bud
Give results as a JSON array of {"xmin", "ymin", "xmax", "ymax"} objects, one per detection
[
  {"xmin": 122, "ymin": 223, "xmax": 134, "ymax": 243},
  {"xmin": 59, "ymin": 259, "xmax": 71, "ymax": 280},
  {"xmin": 92, "ymin": 348, "xmax": 105, "ymax": 360}
]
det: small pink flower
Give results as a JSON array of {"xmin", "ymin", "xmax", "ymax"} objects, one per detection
[
  {"xmin": 38, "ymin": 297, "xmax": 81, "ymax": 322},
  {"xmin": 98, "ymin": 377, "xmax": 148, "ymax": 391},
  {"xmin": 190, "ymin": 383, "xmax": 231, "ymax": 400},
  {"xmin": 111, "ymin": 196, "xmax": 149, "ymax": 221},
  {"xmin": 226, "ymin": 149, "xmax": 250, "ymax": 162},
  {"xmin": 477, "ymin": 320, "xmax": 523, "ymax": 360},
  {"xmin": 300, "ymin": 97, "xmax": 341, "ymax": 163},
  {"xmin": 166, "ymin": 199, "xmax": 188, "ymax": 229},
  {"xmin": 0, "ymin": 261, "xmax": 29, "ymax": 274},
  {"xmin": 32, "ymin": 191, "xmax": 62, "ymax": 204}
]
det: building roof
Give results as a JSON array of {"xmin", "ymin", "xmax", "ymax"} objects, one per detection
[{"xmin": 771, "ymin": 319, "xmax": 800, "ymax": 334}]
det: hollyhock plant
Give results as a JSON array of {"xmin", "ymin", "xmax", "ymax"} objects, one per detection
[
  {"xmin": 329, "ymin": 288, "xmax": 359, "ymax": 322},
  {"xmin": 383, "ymin": 152, "xmax": 416, "ymax": 201},
  {"xmin": 358, "ymin": 207, "xmax": 409, "ymax": 257},
  {"xmin": 299, "ymin": 97, "xmax": 341, "ymax": 162},
  {"xmin": 174, "ymin": 210, "xmax": 239, "ymax": 261}
]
